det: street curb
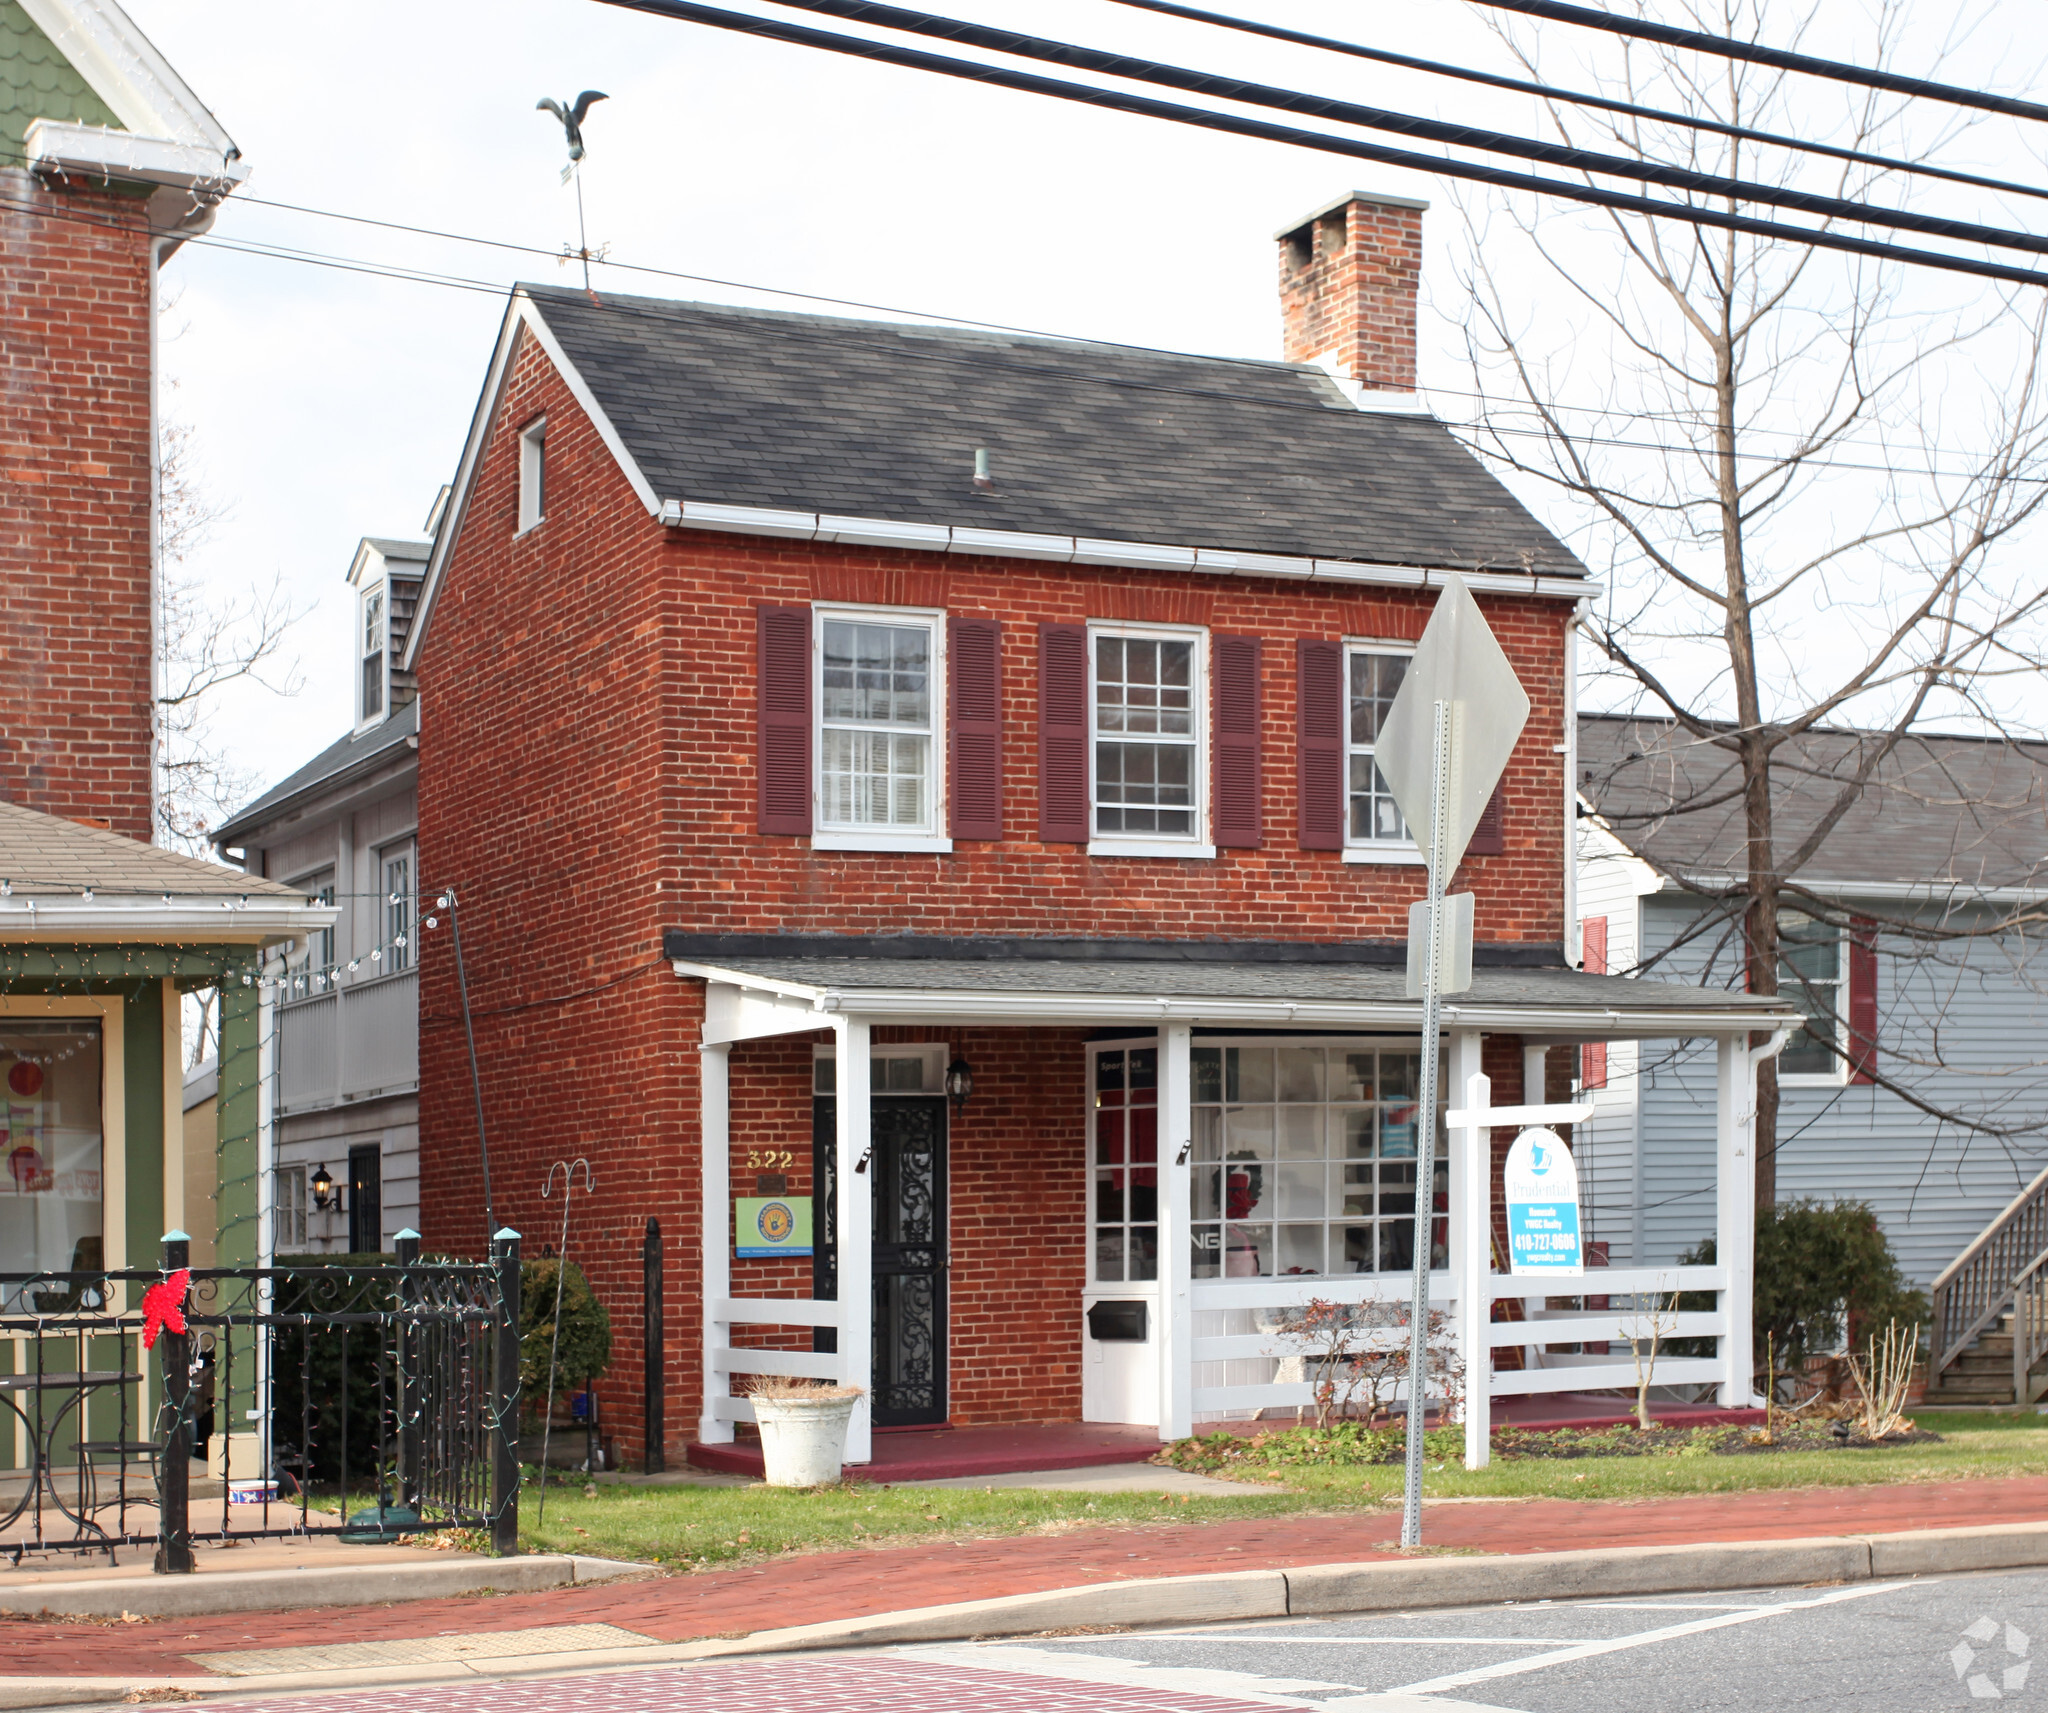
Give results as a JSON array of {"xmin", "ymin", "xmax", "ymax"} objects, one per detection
[
  {"xmin": 0, "ymin": 1555, "xmax": 648, "ymax": 1622},
  {"xmin": 6, "ymin": 1521, "xmax": 2048, "ymax": 1707}
]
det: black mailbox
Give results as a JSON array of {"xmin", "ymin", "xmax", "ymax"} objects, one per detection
[{"xmin": 1087, "ymin": 1299, "xmax": 1148, "ymax": 1342}]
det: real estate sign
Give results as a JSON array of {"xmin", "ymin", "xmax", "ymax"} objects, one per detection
[{"xmin": 1503, "ymin": 1127, "xmax": 1582, "ymax": 1275}]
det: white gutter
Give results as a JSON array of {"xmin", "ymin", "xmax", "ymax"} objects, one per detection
[
  {"xmin": 24, "ymin": 119, "xmax": 246, "ymax": 190},
  {"xmin": 653, "ymin": 497, "xmax": 1595, "ymax": 602},
  {"xmin": 1651, "ymin": 873, "xmax": 2048, "ymax": 906},
  {"xmin": 0, "ymin": 899, "xmax": 336, "ymax": 943}
]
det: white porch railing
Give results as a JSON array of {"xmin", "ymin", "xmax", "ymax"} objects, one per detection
[
  {"xmin": 277, "ymin": 969, "xmax": 419, "ymax": 1114},
  {"xmin": 704, "ymin": 1298, "xmax": 845, "ymax": 1425}
]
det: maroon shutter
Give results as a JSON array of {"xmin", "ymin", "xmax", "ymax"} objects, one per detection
[
  {"xmin": 1038, "ymin": 623, "xmax": 1089, "ymax": 843},
  {"xmin": 1212, "ymin": 635, "xmax": 1262, "ymax": 849},
  {"xmin": 1468, "ymin": 784, "xmax": 1506, "ymax": 855},
  {"xmin": 1296, "ymin": 639, "xmax": 1343, "ymax": 850},
  {"xmin": 756, "ymin": 604, "xmax": 812, "ymax": 836},
  {"xmin": 948, "ymin": 617, "xmax": 1004, "ymax": 841},
  {"xmin": 1848, "ymin": 916, "xmax": 1878, "ymax": 1084}
]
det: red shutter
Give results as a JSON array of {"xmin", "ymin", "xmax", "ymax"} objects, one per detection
[
  {"xmin": 948, "ymin": 617, "xmax": 1004, "ymax": 841},
  {"xmin": 1468, "ymin": 784, "xmax": 1506, "ymax": 855},
  {"xmin": 1848, "ymin": 916, "xmax": 1878, "ymax": 1084},
  {"xmin": 1296, "ymin": 639, "xmax": 1343, "ymax": 850},
  {"xmin": 756, "ymin": 604, "xmax": 812, "ymax": 836},
  {"xmin": 1212, "ymin": 635, "xmax": 1262, "ymax": 849},
  {"xmin": 1038, "ymin": 623, "xmax": 1089, "ymax": 843},
  {"xmin": 1580, "ymin": 915, "xmax": 1609, "ymax": 1090}
]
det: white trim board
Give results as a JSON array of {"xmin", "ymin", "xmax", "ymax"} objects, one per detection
[{"xmin": 18, "ymin": 0, "xmax": 239, "ymax": 155}]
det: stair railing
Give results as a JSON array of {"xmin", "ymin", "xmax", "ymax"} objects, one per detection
[
  {"xmin": 2017, "ymin": 1247, "xmax": 2048, "ymax": 1408},
  {"xmin": 1932, "ymin": 1161, "xmax": 2048, "ymax": 1380}
]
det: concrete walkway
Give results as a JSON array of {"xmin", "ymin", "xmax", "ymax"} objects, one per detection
[{"xmin": 9, "ymin": 1475, "xmax": 2048, "ymax": 1680}]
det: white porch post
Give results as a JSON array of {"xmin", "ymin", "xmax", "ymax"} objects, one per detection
[
  {"xmin": 698, "ymin": 1042, "xmax": 733, "ymax": 1444},
  {"xmin": 1716, "ymin": 1032, "xmax": 1758, "ymax": 1408},
  {"xmin": 835, "ymin": 1017, "xmax": 874, "ymax": 1464},
  {"xmin": 1158, "ymin": 1023, "xmax": 1194, "ymax": 1441},
  {"xmin": 1449, "ymin": 1032, "xmax": 1489, "ymax": 1469}
]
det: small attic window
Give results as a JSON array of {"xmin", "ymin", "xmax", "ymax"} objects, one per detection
[
  {"xmin": 518, "ymin": 417, "xmax": 546, "ymax": 534},
  {"xmin": 1282, "ymin": 223, "xmax": 1313, "ymax": 273}
]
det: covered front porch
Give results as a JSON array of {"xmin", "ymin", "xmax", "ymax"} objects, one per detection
[{"xmin": 676, "ymin": 947, "xmax": 1799, "ymax": 1473}]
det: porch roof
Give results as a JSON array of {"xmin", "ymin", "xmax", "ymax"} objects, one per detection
[{"xmin": 674, "ymin": 952, "xmax": 1800, "ymax": 1041}]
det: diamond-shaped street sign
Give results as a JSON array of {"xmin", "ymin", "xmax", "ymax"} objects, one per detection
[{"xmin": 1375, "ymin": 573, "xmax": 1531, "ymax": 879}]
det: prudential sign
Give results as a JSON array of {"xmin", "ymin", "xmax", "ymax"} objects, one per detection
[{"xmin": 1503, "ymin": 1127, "xmax": 1583, "ymax": 1276}]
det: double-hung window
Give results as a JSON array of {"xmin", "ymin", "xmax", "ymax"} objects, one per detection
[
  {"xmin": 359, "ymin": 586, "xmax": 386, "ymax": 723},
  {"xmin": 1344, "ymin": 644, "xmax": 1417, "ymax": 859},
  {"xmin": 292, "ymin": 871, "xmax": 338, "ymax": 994},
  {"xmin": 814, "ymin": 608, "xmax": 947, "ymax": 851},
  {"xmin": 382, "ymin": 845, "xmax": 414, "ymax": 974},
  {"xmin": 1090, "ymin": 626, "xmax": 1207, "ymax": 855},
  {"xmin": 1778, "ymin": 912, "xmax": 1845, "ymax": 1081}
]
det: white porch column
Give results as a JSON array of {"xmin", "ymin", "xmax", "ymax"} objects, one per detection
[
  {"xmin": 835, "ymin": 1017, "xmax": 874, "ymax": 1464},
  {"xmin": 1716, "ymin": 1032, "xmax": 1758, "ymax": 1408},
  {"xmin": 1158, "ymin": 1023, "xmax": 1194, "ymax": 1441},
  {"xmin": 698, "ymin": 1042, "xmax": 733, "ymax": 1444},
  {"xmin": 1448, "ymin": 1031, "xmax": 1490, "ymax": 1469}
]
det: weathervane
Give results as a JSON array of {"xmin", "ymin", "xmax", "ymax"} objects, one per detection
[{"xmin": 536, "ymin": 90, "xmax": 608, "ymax": 295}]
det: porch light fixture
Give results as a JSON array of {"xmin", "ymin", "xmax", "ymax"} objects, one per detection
[
  {"xmin": 945, "ymin": 1056, "xmax": 974, "ymax": 1114},
  {"xmin": 311, "ymin": 1164, "xmax": 336, "ymax": 1211}
]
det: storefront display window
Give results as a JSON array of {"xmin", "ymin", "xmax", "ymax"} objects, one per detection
[{"xmin": 0, "ymin": 1021, "xmax": 104, "ymax": 1303}]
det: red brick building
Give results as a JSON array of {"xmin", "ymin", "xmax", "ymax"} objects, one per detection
[{"xmin": 407, "ymin": 191, "xmax": 1790, "ymax": 1472}]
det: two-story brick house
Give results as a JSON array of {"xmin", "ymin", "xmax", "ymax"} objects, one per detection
[{"xmin": 405, "ymin": 192, "xmax": 1795, "ymax": 1473}]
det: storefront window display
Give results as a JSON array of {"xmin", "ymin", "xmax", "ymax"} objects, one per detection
[{"xmin": 1, "ymin": 1022, "xmax": 104, "ymax": 1306}]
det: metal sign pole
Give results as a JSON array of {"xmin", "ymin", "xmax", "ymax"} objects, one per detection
[{"xmin": 1401, "ymin": 697, "xmax": 1453, "ymax": 1550}]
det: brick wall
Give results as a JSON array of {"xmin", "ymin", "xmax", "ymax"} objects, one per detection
[
  {"xmin": 1278, "ymin": 194, "xmax": 1425, "ymax": 393},
  {"xmin": 0, "ymin": 169, "xmax": 157, "ymax": 839},
  {"xmin": 416, "ymin": 325, "xmax": 1574, "ymax": 1464}
]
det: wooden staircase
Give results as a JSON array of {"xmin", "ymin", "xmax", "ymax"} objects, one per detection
[
  {"xmin": 1931, "ymin": 1163, "xmax": 2048, "ymax": 1408},
  {"xmin": 1923, "ymin": 1310, "xmax": 2048, "ymax": 1407}
]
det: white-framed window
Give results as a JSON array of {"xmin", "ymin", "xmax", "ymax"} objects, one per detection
[
  {"xmin": 1089, "ymin": 1043, "xmax": 1160, "ymax": 1284},
  {"xmin": 813, "ymin": 1043, "xmax": 948, "ymax": 1094},
  {"xmin": 1778, "ymin": 912, "xmax": 1845, "ymax": 1082},
  {"xmin": 1089, "ymin": 624, "xmax": 1209, "ymax": 857},
  {"xmin": 517, "ymin": 417, "xmax": 546, "ymax": 534},
  {"xmin": 274, "ymin": 1163, "xmax": 308, "ymax": 1253},
  {"xmin": 381, "ymin": 843, "xmax": 415, "ymax": 975},
  {"xmin": 1184, "ymin": 1039, "xmax": 1446, "ymax": 1280},
  {"xmin": 1344, "ymin": 642, "xmax": 1420, "ymax": 863},
  {"xmin": 812, "ymin": 606, "xmax": 949, "ymax": 853},
  {"xmin": 289, "ymin": 870, "xmax": 338, "ymax": 997},
  {"xmin": 359, "ymin": 585, "xmax": 386, "ymax": 724}
]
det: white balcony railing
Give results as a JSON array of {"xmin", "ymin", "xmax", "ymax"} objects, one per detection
[{"xmin": 277, "ymin": 968, "xmax": 418, "ymax": 1113}]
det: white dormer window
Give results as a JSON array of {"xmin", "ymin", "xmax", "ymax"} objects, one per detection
[
  {"xmin": 518, "ymin": 418, "xmax": 546, "ymax": 534},
  {"xmin": 360, "ymin": 585, "xmax": 386, "ymax": 722}
]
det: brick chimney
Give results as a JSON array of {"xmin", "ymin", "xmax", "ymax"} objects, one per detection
[{"xmin": 1277, "ymin": 191, "xmax": 1427, "ymax": 394}]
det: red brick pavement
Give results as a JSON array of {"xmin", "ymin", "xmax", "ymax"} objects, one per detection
[{"xmin": 9, "ymin": 1476, "xmax": 2048, "ymax": 1678}]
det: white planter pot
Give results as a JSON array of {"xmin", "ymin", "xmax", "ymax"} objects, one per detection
[{"xmin": 752, "ymin": 1393, "xmax": 858, "ymax": 1487}]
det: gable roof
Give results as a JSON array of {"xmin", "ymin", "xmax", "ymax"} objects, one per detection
[
  {"xmin": 408, "ymin": 287, "xmax": 1586, "ymax": 667},
  {"xmin": 1579, "ymin": 713, "xmax": 2048, "ymax": 897},
  {"xmin": 0, "ymin": 799, "xmax": 302, "ymax": 897},
  {"xmin": 213, "ymin": 698, "xmax": 417, "ymax": 849}
]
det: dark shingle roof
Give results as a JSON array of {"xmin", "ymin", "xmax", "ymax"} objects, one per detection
[
  {"xmin": 214, "ymin": 700, "xmax": 417, "ymax": 846},
  {"xmin": 1580, "ymin": 713, "xmax": 2048, "ymax": 893},
  {"xmin": 522, "ymin": 286, "xmax": 1585, "ymax": 577}
]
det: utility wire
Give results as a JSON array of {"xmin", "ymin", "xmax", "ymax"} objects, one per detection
[
  {"xmin": 1470, "ymin": 0, "xmax": 2048, "ymax": 125},
  {"xmin": 741, "ymin": 0, "xmax": 2048, "ymax": 259},
  {"xmin": 590, "ymin": 0, "xmax": 2048, "ymax": 289},
  {"xmin": 1102, "ymin": 0, "xmax": 2048, "ymax": 206}
]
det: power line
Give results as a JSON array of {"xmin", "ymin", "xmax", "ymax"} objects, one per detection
[
  {"xmin": 1102, "ymin": 0, "xmax": 2048, "ymax": 206},
  {"xmin": 1471, "ymin": 0, "xmax": 2048, "ymax": 125},
  {"xmin": 745, "ymin": 0, "xmax": 2048, "ymax": 259},
  {"xmin": 590, "ymin": 0, "xmax": 2048, "ymax": 289}
]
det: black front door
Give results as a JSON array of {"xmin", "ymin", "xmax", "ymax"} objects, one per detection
[{"xmin": 813, "ymin": 1095, "xmax": 948, "ymax": 1426}]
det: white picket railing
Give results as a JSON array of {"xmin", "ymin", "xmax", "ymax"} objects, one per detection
[
  {"xmin": 277, "ymin": 969, "xmax": 418, "ymax": 1113},
  {"xmin": 705, "ymin": 1298, "xmax": 845, "ymax": 1425}
]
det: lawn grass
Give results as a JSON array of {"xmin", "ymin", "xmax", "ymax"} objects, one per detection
[{"xmin": 506, "ymin": 1409, "xmax": 2048, "ymax": 1566}]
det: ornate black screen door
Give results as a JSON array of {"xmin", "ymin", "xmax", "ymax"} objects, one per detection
[{"xmin": 812, "ymin": 1095, "xmax": 949, "ymax": 1427}]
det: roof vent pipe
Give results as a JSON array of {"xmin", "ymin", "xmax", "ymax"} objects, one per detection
[{"xmin": 972, "ymin": 448, "xmax": 994, "ymax": 491}]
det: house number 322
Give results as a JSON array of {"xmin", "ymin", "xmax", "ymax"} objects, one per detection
[{"xmin": 745, "ymin": 1149, "xmax": 796, "ymax": 1171}]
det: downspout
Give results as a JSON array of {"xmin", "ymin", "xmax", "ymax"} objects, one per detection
[{"xmin": 1563, "ymin": 600, "xmax": 1586, "ymax": 966}]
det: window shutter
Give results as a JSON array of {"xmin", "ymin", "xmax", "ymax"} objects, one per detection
[
  {"xmin": 1212, "ymin": 634, "xmax": 1262, "ymax": 849},
  {"xmin": 949, "ymin": 617, "xmax": 1004, "ymax": 841},
  {"xmin": 1580, "ymin": 915, "xmax": 1609, "ymax": 1090},
  {"xmin": 1468, "ymin": 784, "xmax": 1506, "ymax": 855},
  {"xmin": 1296, "ymin": 639, "xmax": 1343, "ymax": 850},
  {"xmin": 1038, "ymin": 623, "xmax": 1090, "ymax": 843},
  {"xmin": 756, "ymin": 604, "xmax": 812, "ymax": 836},
  {"xmin": 1848, "ymin": 916, "xmax": 1878, "ymax": 1084}
]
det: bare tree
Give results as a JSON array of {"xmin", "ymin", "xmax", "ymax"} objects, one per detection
[{"xmin": 1449, "ymin": 0, "xmax": 2048, "ymax": 1202}]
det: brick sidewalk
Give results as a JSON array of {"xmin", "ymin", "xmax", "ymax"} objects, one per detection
[{"xmin": 9, "ymin": 1476, "xmax": 2048, "ymax": 1678}]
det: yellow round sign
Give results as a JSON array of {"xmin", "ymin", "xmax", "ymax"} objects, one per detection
[{"xmin": 757, "ymin": 1201, "xmax": 794, "ymax": 1244}]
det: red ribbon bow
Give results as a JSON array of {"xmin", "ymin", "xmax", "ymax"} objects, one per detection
[{"xmin": 142, "ymin": 1270, "xmax": 190, "ymax": 1349}]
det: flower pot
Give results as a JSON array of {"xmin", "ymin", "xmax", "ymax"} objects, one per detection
[{"xmin": 751, "ymin": 1393, "xmax": 858, "ymax": 1486}]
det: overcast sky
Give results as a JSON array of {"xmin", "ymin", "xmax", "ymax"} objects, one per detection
[{"xmin": 118, "ymin": 0, "xmax": 2048, "ymax": 809}]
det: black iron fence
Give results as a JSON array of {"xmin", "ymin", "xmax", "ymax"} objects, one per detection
[{"xmin": 1, "ymin": 1232, "xmax": 521, "ymax": 1569}]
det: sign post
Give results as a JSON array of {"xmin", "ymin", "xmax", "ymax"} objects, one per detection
[{"xmin": 1374, "ymin": 574, "xmax": 1530, "ymax": 1546}]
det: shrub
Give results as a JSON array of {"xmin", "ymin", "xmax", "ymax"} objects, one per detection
[
  {"xmin": 1684, "ymin": 1200, "xmax": 1928, "ymax": 1378},
  {"xmin": 520, "ymin": 1257, "xmax": 612, "ymax": 1404}
]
